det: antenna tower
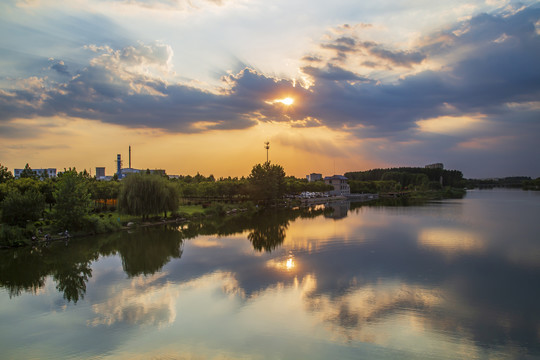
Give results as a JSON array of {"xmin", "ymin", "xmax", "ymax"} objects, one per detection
[{"xmin": 264, "ymin": 141, "xmax": 270, "ymax": 163}]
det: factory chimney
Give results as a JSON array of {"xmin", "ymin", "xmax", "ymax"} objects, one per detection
[
  {"xmin": 129, "ymin": 145, "xmax": 131, "ymax": 169},
  {"xmin": 116, "ymin": 154, "xmax": 122, "ymax": 179}
]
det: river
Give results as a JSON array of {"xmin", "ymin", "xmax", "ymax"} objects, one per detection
[{"xmin": 1, "ymin": 189, "xmax": 539, "ymax": 359}]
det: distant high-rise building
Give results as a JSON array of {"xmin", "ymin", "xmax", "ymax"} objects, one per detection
[
  {"xmin": 96, "ymin": 167, "xmax": 106, "ymax": 179},
  {"xmin": 306, "ymin": 173, "xmax": 323, "ymax": 182},
  {"xmin": 425, "ymin": 163, "xmax": 444, "ymax": 169}
]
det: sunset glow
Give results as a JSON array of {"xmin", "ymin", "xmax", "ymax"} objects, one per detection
[
  {"xmin": 0, "ymin": 1, "xmax": 538, "ymax": 178},
  {"xmin": 279, "ymin": 97, "xmax": 294, "ymax": 106}
]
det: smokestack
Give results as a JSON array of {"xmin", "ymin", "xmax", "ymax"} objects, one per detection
[
  {"xmin": 129, "ymin": 145, "xmax": 131, "ymax": 169},
  {"xmin": 117, "ymin": 154, "xmax": 122, "ymax": 179}
]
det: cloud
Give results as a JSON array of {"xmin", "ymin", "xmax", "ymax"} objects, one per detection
[
  {"xmin": 357, "ymin": 41, "xmax": 426, "ymax": 67},
  {"xmin": 50, "ymin": 60, "xmax": 70, "ymax": 76},
  {"xmin": 302, "ymin": 64, "xmax": 370, "ymax": 82},
  {"xmin": 1, "ymin": 6, "xmax": 539, "ymax": 154}
]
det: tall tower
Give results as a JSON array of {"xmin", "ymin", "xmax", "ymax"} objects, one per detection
[
  {"xmin": 116, "ymin": 154, "xmax": 122, "ymax": 179},
  {"xmin": 264, "ymin": 141, "xmax": 270, "ymax": 163},
  {"xmin": 129, "ymin": 145, "xmax": 132, "ymax": 169}
]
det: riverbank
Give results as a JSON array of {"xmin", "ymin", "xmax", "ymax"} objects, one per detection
[{"xmin": 0, "ymin": 189, "xmax": 464, "ymax": 248}]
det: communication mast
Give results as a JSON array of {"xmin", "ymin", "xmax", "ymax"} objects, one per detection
[{"xmin": 264, "ymin": 141, "xmax": 270, "ymax": 163}]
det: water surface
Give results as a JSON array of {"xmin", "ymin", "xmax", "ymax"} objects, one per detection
[{"xmin": 1, "ymin": 189, "xmax": 539, "ymax": 359}]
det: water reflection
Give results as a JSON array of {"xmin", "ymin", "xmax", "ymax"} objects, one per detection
[
  {"xmin": 1, "ymin": 190, "xmax": 539, "ymax": 359},
  {"xmin": 0, "ymin": 224, "xmax": 184, "ymax": 303},
  {"xmin": 418, "ymin": 227, "xmax": 485, "ymax": 257},
  {"xmin": 89, "ymin": 272, "xmax": 179, "ymax": 327}
]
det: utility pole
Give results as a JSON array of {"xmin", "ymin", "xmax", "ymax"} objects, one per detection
[{"xmin": 264, "ymin": 141, "xmax": 270, "ymax": 163}]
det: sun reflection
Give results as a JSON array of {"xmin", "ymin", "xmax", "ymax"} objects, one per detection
[
  {"xmin": 267, "ymin": 254, "xmax": 296, "ymax": 272},
  {"xmin": 286, "ymin": 257, "xmax": 295, "ymax": 270}
]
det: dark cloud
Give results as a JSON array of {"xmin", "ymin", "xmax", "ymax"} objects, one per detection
[
  {"xmin": 50, "ymin": 61, "xmax": 70, "ymax": 76},
  {"xmin": 301, "ymin": 55, "xmax": 322, "ymax": 62},
  {"xmin": 296, "ymin": 6, "xmax": 540, "ymax": 135},
  {"xmin": 0, "ymin": 6, "xmax": 539, "ymax": 164},
  {"xmin": 301, "ymin": 64, "xmax": 370, "ymax": 82},
  {"xmin": 360, "ymin": 41, "xmax": 426, "ymax": 67}
]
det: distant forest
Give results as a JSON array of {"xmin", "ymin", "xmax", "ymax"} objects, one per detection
[
  {"xmin": 345, "ymin": 167, "xmax": 539, "ymax": 191},
  {"xmin": 345, "ymin": 167, "xmax": 465, "ymax": 190}
]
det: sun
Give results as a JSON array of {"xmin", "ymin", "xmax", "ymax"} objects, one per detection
[
  {"xmin": 281, "ymin": 97, "xmax": 294, "ymax": 105},
  {"xmin": 265, "ymin": 97, "xmax": 295, "ymax": 106}
]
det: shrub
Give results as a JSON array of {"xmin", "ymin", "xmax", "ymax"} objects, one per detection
[{"xmin": 83, "ymin": 215, "xmax": 122, "ymax": 234}]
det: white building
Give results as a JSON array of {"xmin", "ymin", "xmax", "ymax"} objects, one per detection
[
  {"xmin": 14, "ymin": 168, "xmax": 57, "ymax": 179},
  {"xmin": 324, "ymin": 175, "xmax": 350, "ymax": 196}
]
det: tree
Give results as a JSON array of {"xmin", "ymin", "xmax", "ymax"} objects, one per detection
[
  {"xmin": 53, "ymin": 170, "xmax": 92, "ymax": 230},
  {"xmin": 118, "ymin": 174, "xmax": 179, "ymax": 220},
  {"xmin": 19, "ymin": 163, "xmax": 37, "ymax": 179},
  {"xmin": 1, "ymin": 189, "xmax": 45, "ymax": 227},
  {"xmin": 248, "ymin": 162, "xmax": 286, "ymax": 202},
  {"xmin": 0, "ymin": 163, "xmax": 13, "ymax": 183}
]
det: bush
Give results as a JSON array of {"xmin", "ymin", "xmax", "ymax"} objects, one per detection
[
  {"xmin": 1, "ymin": 189, "xmax": 45, "ymax": 227},
  {"xmin": 0, "ymin": 224, "xmax": 34, "ymax": 246},
  {"xmin": 205, "ymin": 203, "xmax": 226, "ymax": 217},
  {"xmin": 83, "ymin": 215, "xmax": 122, "ymax": 234}
]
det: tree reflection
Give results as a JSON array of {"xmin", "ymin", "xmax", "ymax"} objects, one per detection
[
  {"xmin": 0, "ymin": 206, "xmax": 329, "ymax": 301},
  {"xmin": 0, "ymin": 224, "xmax": 184, "ymax": 303},
  {"xmin": 247, "ymin": 211, "xmax": 289, "ymax": 252},
  {"xmin": 113, "ymin": 225, "xmax": 184, "ymax": 277},
  {"xmin": 0, "ymin": 248, "xmax": 47, "ymax": 298},
  {"xmin": 53, "ymin": 261, "xmax": 92, "ymax": 303},
  {"xmin": 248, "ymin": 223, "xmax": 287, "ymax": 252}
]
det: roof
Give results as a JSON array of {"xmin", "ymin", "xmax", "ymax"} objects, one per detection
[{"xmin": 324, "ymin": 175, "xmax": 348, "ymax": 180}]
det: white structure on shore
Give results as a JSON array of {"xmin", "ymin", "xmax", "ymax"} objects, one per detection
[{"xmin": 324, "ymin": 175, "xmax": 350, "ymax": 196}]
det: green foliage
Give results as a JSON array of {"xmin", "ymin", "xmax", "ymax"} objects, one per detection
[
  {"xmin": 522, "ymin": 177, "xmax": 540, "ymax": 190},
  {"xmin": 9, "ymin": 177, "xmax": 41, "ymax": 194},
  {"xmin": 345, "ymin": 167, "xmax": 464, "ymax": 188},
  {"xmin": 248, "ymin": 162, "xmax": 286, "ymax": 202},
  {"xmin": 0, "ymin": 224, "xmax": 33, "ymax": 246},
  {"xmin": 83, "ymin": 215, "xmax": 121, "ymax": 234},
  {"xmin": 118, "ymin": 174, "xmax": 179, "ymax": 220},
  {"xmin": 0, "ymin": 163, "xmax": 14, "ymax": 183},
  {"xmin": 53, "ymin": 170, "xmax": 92, "ymax": 230},
  {"xmin": 19, "ymin": 163, "xmax": 38, "ymax": 179},
  {"xmin": 39, "ymin": 178, "xmax": 57, "ymax": 210},
  {"xmin": 1, "ymin": 189, "xmax": 45, "ymax": 227},
  {"xmin": 285, "ymin": 177, "xmax": 333, "ymax": 194},
  {"xmin": 89, "ymin": 179, "xmax": 121, "ymax": 201}
]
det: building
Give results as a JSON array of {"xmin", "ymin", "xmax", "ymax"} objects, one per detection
[
  {"xmin": 324, "ymin": 175, "xmax": 350, "ymax": 196},
  {"xmin": 306, "ymin": 173, "xmax": 323, "ymax": 182},
  {"xmin": 14, "ymin": 168, "xmax": 57, "ymax": 179},
  {"xmin": 425, "ymin": 163, "xmax": 444, "ymax": 169},
  {"xmin": 96, "ymin": 167, "xmax": 106, "ymax": 179},
  {"xmin": 121, "ymin": 168, "xmax": 167, "ymax": 177}
]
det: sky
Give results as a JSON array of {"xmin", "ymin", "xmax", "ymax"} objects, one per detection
[{"xmin": 0, "ymin": 0, "xmax": 539, "ymax": 179}]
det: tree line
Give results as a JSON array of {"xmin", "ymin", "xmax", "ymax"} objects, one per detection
[
  {"xmin": 345, "ymin": 167, "xmax": 465, "ymax": 190},
  {"xmin": 0, "ymin": 162, "xmax": 332, "ymax": 246}
]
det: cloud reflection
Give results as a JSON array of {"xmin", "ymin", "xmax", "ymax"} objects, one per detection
[
  {"xmin": 418, "ymin": 228, "xmax": 485, "ymax": 257},
  {"xmin": 89, "ymin": 272, "xmax": 178, "ymax": 327}
]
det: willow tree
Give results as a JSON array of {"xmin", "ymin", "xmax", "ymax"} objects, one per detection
[{"xmin": 118, "ymin": 173, "xmax": 179, "ymax": 220}]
